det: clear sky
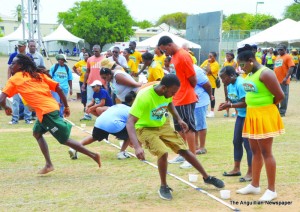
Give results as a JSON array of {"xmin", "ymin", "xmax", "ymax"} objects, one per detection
[{"xmin": 1, "ymin": 0, "xmax": 296, "ymax": 24}]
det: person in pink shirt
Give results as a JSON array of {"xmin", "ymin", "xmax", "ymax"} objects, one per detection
[{"xmin": 81, "ymin": 45, "xmax": 105, "ymax": 120}]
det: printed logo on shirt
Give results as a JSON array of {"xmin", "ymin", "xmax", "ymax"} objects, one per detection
[
  {"xmin": 95, "ymin": 98, "xmax": 100, "ymax": 104},
  {"xmin": 151, "ymin": 104, "xmax": 168, "ymax": 120},
  {"xmin": 274, "ymin": 59, "xmax": 283, "ymax": 68},
  {"xmin": 243, "ymin": 81, "xmax": 257, "ymax": 93},
  {"xmin": 228, "ymin": 93, "xmax": 239, "ymax": 103},
  {"xmin": 91, "ymin": 61, "xmax": 101, "ymax": 69},
  {"xmin": 57, "ymin": 71, "xmax": 68, "ymax": 79},
  {"xmin": 129, "ymin": 55, "xmax": 137, "ymax": 62}
]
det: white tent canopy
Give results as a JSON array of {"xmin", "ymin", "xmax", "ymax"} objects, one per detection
[
  {"xmin": 237, "ymin": 19, "xmax": 300, "ymax": 47},
  {"xmin": 0, "ymin": 24, "xmax": 37, "ymax": 42},
  {"xmin": 137, "ymin": 31, "xmax": 201, "ymax": 49},
  {"xmin": 43, "ymin": 24, "xmax": 84, "ymax": 43}
]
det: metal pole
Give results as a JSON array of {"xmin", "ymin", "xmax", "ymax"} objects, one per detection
[
  {"xmin": 21, "ymin": 0, "xmax": 25, "ymax": 40},
  {"xmin": 36, "ymin": 0, "xmax": 42, "ymax": 52},
  {"xmin": 27, "ymin": 0, "xmax": 32, "ymax": 40}
]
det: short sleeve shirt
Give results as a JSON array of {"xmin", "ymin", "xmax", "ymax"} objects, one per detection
[
  {"xmin": 74, "ymin": 60, "xmax": 87, "ymax": 82},
  {"xmin": 87, "ymin": 55, "xmax": 105, "ymax": 85},
  {"xmin": 49, "ymin": 64, "xmax": 73, "ymax": 93},
  {"xmin": 227, "ymin": 76, "xmax": 246, "ymax": 117},
  {"xmin": 147, "ymin": 61, "xmax": 164, "ymax": 82},
  {"xmin": 130, "ymin": 86, "xmax": 172, "ymax": 129},
  {"xmin": 170, "ymin": 48, "xmax": 197, "ymax": 106},
  {"xmin": 93, "ymin": 89, "xmax": 113, "ymax": 106},
  {"xmin": 274, "ymin": 54, "xmax": 295, "ymax": 84}
]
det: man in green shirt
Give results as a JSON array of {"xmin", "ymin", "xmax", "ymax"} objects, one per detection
[{"xmin": 126, "ymin": 74, "xmax": 224, "ymax": 201}]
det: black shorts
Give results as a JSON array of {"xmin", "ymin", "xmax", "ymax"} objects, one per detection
[
  {"xmin": 92, "ymin": 126, "xmax": 129, "ymax": 141},
  {"xmin": 173, "ymin": 103, "xmax": 196, "ymax": 132}
]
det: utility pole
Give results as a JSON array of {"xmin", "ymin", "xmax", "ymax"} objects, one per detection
[{"xmin": 21, "ymin": 0, "xmax": 25, "ymax": 40}]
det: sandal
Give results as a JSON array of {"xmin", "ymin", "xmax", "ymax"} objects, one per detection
[
  {"xmin": 196, "ymin": 148, "xmax": 207, "ymax": 155},
  {"xmin": 223, "ymin": 171, "xmax": 241, "ymax": 176},
  {"xmin": 239, "ymin": 177, "xmax": 252, "ymax": 182}
]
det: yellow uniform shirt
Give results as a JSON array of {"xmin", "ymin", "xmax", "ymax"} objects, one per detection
[
  {"xmin": 129, "ymin": 51, "xmax": 143, "ymax": 69},
  {"xmin": 290, "ymin": 54, "xmax": 300, "ymax": 64},
  {"xmin": 127, "ymin": 59, "xmax": 138, "ymax": 74},
  {"xmin": 200, "ymin": 59, "xmax": 220, "ymax": 88},
  {"xmin": 147, "ymin": 61, "xmax": 164, "ymax": 82},
  {"xmin": 154, "ymin": 54, "xmax": 166, "ymax": 67},
  {"xmin": 223, "ymin": 60, "xmax": 237, "ymax": 67},
  {"xmin": 74, "ymin": 60, "xmax": 87, "ymax": 82}
]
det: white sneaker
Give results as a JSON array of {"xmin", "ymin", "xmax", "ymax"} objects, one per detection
[
  {"xmin": 236, "ymin": 184, "xmax": 261, "ymax": 195},
  {"xmin": 179, "ymin": 161, "xmax": 192, "ymax": 169},
  {"xmin": 68, "ymin": 148, "xmax": 78, "ymax": 160},
  {"xmin": 117, "ymin": 151, "xmax": 131, "ymax": 159},
  {"xmin": 206, "ymin": 111, "xmax": 215, "ymax": 118},
  {"xmin": 168, "ymin": 155, "xmax": 185, "ymax": 164},
  {"xmin": 259, "ymin": 189, "xmax": 277, "ymax": 201}
]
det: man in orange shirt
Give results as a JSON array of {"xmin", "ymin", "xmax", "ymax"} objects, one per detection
[
  {"xmin": 158, "ymin": 36, "xmax": 198, "ymax": 169},
  {"xmin": 0, "ymin": 54, "xmax": 101, "ymax": 175},
  {"xmin": 274, "ymin": 44, "xmax": 295, "ymax": 117}
]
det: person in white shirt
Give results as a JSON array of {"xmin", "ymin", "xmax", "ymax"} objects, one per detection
[{"xmin": 108, "ymin": 46, "xmax": 128, "ymax": 71}]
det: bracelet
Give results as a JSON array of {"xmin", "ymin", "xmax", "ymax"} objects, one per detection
[{"xmin": 231, "ymin": 103, "xmax": 233, "ymax": 108}]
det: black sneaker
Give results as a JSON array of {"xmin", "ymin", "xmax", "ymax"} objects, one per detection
[
  {"xmin": 203, "ymin": 176, "xmax": 225, "ymax": 188},
  {"xmin": 158, "ymin": 185, "xmax": 173, "ymax": 200}
]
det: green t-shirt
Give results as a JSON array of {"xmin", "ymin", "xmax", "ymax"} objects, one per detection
[
  {"xmin": 243, "ymin": 67, "xmax": 274, "ymax": 107},
  {"xmin": 130, "ymin": 85, "xmax": 172, "ymax": 129}
]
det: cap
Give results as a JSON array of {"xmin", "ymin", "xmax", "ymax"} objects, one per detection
[
  {"xmin": 90, "ymin": 80, "xmax": 102, "ymax": 87},
  {"xmin": 101, "ymin": 59, "xmax": 115, "ymax": 69},
  {"xmin": 18, "ymin": 40, "xmax": 27, "ymax": 46},
  {"xmin": 291, "ymin": 48, "xmax": 297, "ymax": 52},
  {"xmin": 276, "ymin": 44, "xmax": 286, "ymax": 50},
  {"xmin": 55, "ymin": 54, "xmax": 67, "ymax": 62}
]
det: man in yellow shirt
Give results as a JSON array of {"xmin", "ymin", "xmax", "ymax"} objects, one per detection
[
  {"xmin": 142, "ymin": 52, "xmax": 164, "ymax": 82},
  {"xmin": 290, "ymin": 49, "xmax": 299, "ymax": 80},
  {"xmin": 129, "ymin": 41, "xmax": 143, "ymax": 69}
]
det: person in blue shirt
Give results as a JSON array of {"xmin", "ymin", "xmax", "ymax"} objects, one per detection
[
  {"xmin": 194, "ymin": 65, "xmax": 213, "ymax": 155},
  {"xmin": 218, "ymin": 65, "xmax": 252, "ymax": 183},
  {"xmin": 7, "ymin": 40, "xmax": 33, "ymax": 124},
  {"xmin": 50, "ymin": 54, "xmax": 73, "ymax": 117},
  {"xmin": 69, "ymin": 91, "xmax": 136, "ymax": 160},
  {"xmin": 86, "ymin": 80, "xmax": 113, "ymax": 117}
]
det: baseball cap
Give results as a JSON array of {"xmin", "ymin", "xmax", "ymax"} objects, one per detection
[
  {"xmin": 18, "ymin": 40, "xmax": 27, "ymax": 46},
  {"xmin": 55, "ymin": 54, "xmax": 67, "ymax": 62},
  {"xmin": 291, "ymin": 48, "xmax": 297, "ymax": 52},
  {"xmin": 101, "ymin": 59, "xmax": 115, "ymax": 69},
  {"xmin": 90, "ymin": 80, "xmax": 102, "ymax": 87}
]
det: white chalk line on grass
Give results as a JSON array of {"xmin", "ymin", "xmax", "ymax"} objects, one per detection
[{"xmin": 64, "ymin": 118, "xmax": 240, "ymax": 211}]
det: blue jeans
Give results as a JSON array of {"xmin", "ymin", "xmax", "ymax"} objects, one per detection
[
  {"xmin": 233, "ymin": 116, "xmax": 252, "ymax": 167},
  {"xmin": 86, "ymin": 84, "xmax": 93, "ymax": 106},
  {"xmin": 279, "ymin": 84, "xmax": 289, "ymax": 116},
  {"xmin": 51, "ymin": 90, "xmax": 69, "ymax": 117},
  {"xmin": 12, "ymin": 94, "xmax": 32, "ymax": 122}
]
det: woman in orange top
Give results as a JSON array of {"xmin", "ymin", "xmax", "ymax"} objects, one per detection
[{"xmin": 0, "ymin": 54, "xmax": 101, "ymax": 175}]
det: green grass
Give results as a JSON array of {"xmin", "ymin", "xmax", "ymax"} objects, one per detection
[{"xmin": 0, "ymin": 56, "xmax": 299, "ymax": 211}]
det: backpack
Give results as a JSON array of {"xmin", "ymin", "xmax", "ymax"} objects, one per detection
[{"xmin": 52, "ymin": 63, "xmax": 70, "ymax": 78}]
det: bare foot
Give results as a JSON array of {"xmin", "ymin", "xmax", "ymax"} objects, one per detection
[
  {"xmin": 37, "ymin": 166, "xmax": 54, "ymax": 174},
  {"xmin": 93, "ymin": 153, "xmax": 101, "ymax": 168}
]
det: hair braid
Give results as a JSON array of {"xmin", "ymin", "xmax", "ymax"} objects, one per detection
[{"xmin": 16, "ymin": 54, "xmax": 42, "ymax": 81}]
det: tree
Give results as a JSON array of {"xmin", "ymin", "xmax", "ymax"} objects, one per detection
[
  {"xmin": 283, "ymin": 3, "xmax": 300, "ymax": 21},
  {"xmin": 156, "ymin": 12, "xmax": 188, "ymax": 29},
  {"xmin": 223, "ymin": 13, "xmax": 278, "ymax": 31},
  {"xmin": 58, "ymin": 0, "xmax": 134, "ymax": 49},
  {"xmin": 133, "ymin": 20, "xmax": 153, "ymax": 29},
  {"xmin": 0, "ymin": 17, "xmax": 3, "ymax": 37}
]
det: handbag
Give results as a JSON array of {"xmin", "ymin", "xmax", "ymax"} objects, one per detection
[{"xmin": 212, "ymin": 75, "xmax": 221, "ymax": 88}]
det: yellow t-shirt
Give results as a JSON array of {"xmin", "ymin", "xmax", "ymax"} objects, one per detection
[
  {"xmin": 129, "ymin": 51, "xmax": 143, "ymax": 68},
  {"xmin": 290, "ymin": 54, "xmax": 299, "ymax": 64},
  {"xmin": 147, "ymin": 61, "xmax": 164, "ymax": 82},
  {"xmin": 74, "ymin": 60, "xmax": 87, "ymax": 82},
  {"xmin": 191, "ymin": 55, "xmax": 197, "ymax": 64},
  {"xmin": 256, "ymin": 56, "xmax": 262, "ymax": 64},
  {"xmin": 200, "ymin": 59, "xmax": 220, "ymax": 88},
  {"xmin": 223, "ymin": 60, "xmax": 236, "ymax": 67},
  {"xmin": 127, "ymin": 59, "xmax": 138, "ymax": 74},
  {"xmin": 154, "ymin": 54, "xmax": 166, "ymax": 67}
]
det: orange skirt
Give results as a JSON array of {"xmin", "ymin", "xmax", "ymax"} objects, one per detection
[{"xmin": 243, "ymin": 104, "xmax": 285, "ymax": 139}]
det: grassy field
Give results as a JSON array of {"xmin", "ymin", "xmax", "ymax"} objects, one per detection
[{"xmin": 0, "ymin": 56, "xmax": 299, "ymax": 211}]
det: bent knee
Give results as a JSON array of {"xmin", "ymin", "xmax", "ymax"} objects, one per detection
[{"xmin": 33, "ymin": 131, "xmax": 42, "ymax": 140}]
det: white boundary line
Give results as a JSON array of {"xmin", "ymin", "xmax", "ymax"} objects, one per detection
[{"xmin": 64, "ymin": 118, "xmax": 240, "ymax": 211}]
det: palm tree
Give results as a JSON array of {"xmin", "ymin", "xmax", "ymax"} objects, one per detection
[{"xmin": 12, "ymin": 4, "xmax": 22, "ymax": 22}]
